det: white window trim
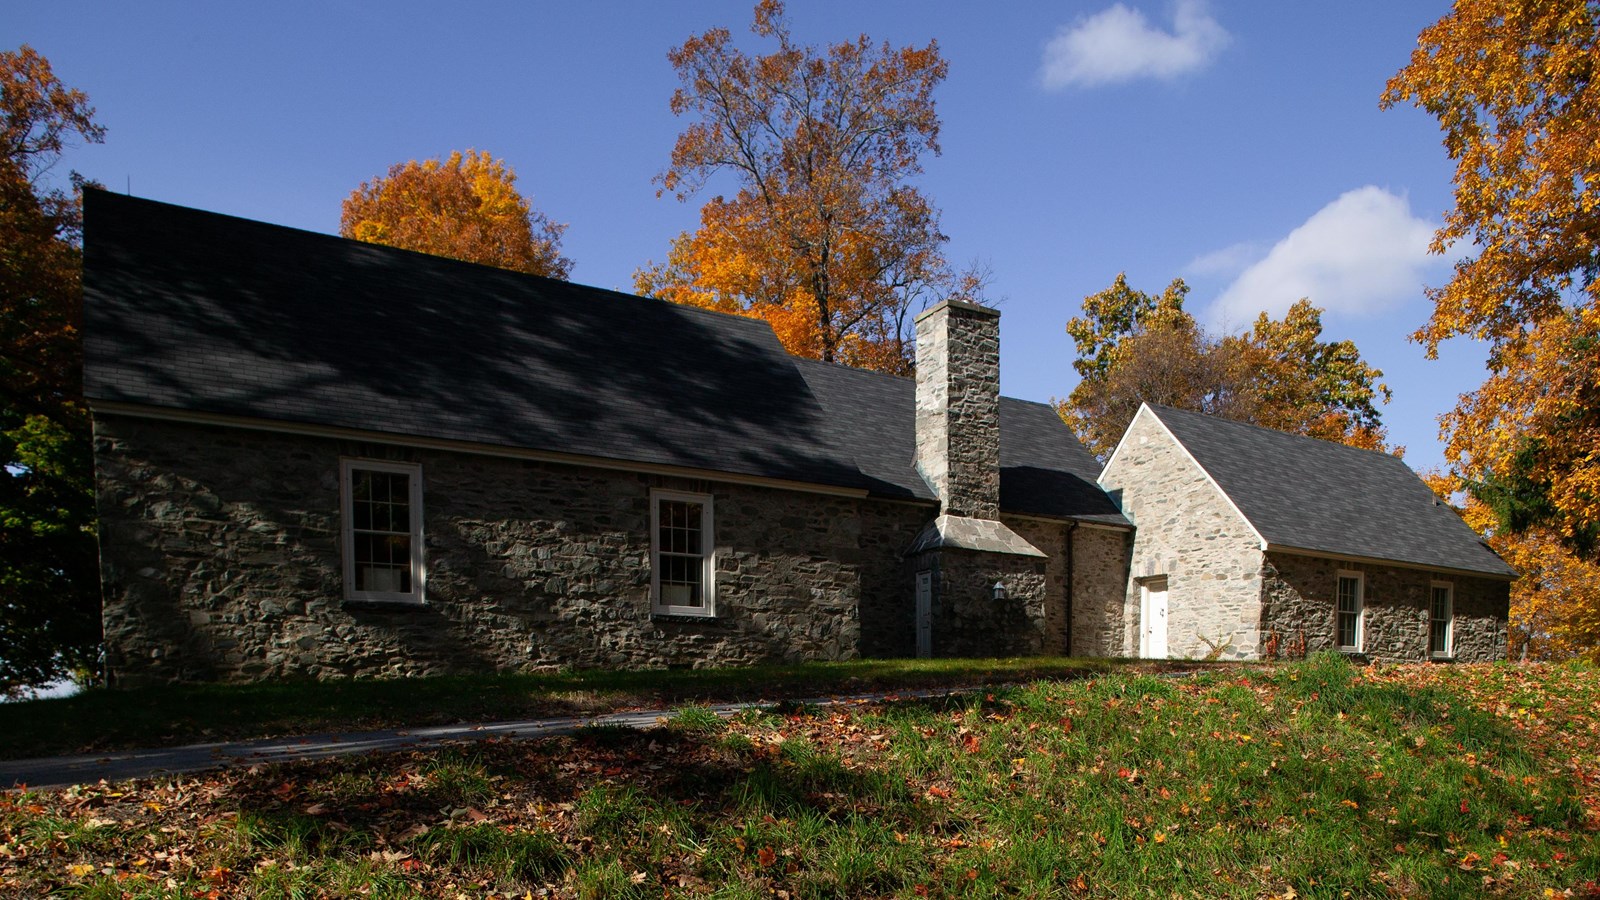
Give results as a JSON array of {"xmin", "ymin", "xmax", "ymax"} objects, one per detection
[
  {"xmin": 1336, "ymin": 570, "xmax": 1364, "ymax": 652},
  {"xmin": 1429, "ymin": 580, "xmax": 1454, "ymax": 658},
  {"xmin": 650, "ymin": 489, "xmax": 716, "ymax": 617},
  {"xmin": 340, "ymin": 458, "xmax": 426, "ymax": 605}
]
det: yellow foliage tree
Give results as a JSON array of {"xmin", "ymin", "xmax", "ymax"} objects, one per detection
[
  {"xmin": 341, "ymin": 150, "xmax": 571, "ymax": 279},
  {"xmin": 1059, "ymin": 275, "xmax": 1391, "ymax": 457},
  {"xmin": 636, "ymin": 1, "xmax": 975, "ymax": 375},
  {"xmin": 1384, "ymin": 0, "xmax": 1600, "ymax": 558}
]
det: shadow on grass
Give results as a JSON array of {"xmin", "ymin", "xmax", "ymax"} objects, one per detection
[
  {"xmin": 213, "ymin": 718, "xmax": 943, "ymax": 896},
  {"xmin": 0, "ymin": 656, "xmax": 1136, "ymax": 760}
]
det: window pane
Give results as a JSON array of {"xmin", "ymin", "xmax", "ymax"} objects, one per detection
[
  {"xmin": 1430, "ymin": 586, "xmax": 1451, "ymax": 654},
  {"xmin": 353, "ymin": 498, "xmax": 372, "ymax": 531},
  {"xmin": 1337, "ymin": 578, "xmax": 1357, "ymax": 613},
  {"xmin": 385, "ymin": 534, "xmax": 410, "ymax": 566},
  {"xmin": 349, "ymin": 465, "xmax": 419, "ymax": 597},
  {"xmin": 660, "ymin": 499, "xmax": 704, "ymax": 556},
  {"xmin": 379, "ymin": 501, "xmax": 402, "ymax": 533},
  {"xmin": 1337, "ymin": 577, "xmax": 1360, "ymax": 647},
  {"xmin": 682, "ymin": 504, "xmax": 701, "ymax": 553},
  {"xmin": 655, "ymin": 496, "xmax": 709, "ymax": 610},
  {"xmin": 357, "ymin": 563, "xmax": 409, "ymax": 592}
]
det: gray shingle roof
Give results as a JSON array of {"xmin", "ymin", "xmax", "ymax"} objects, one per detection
[
  {"xmin": 82, "ymin": 190, "xmax": 1123, "ymax": 525},
  {"xmin": 83, "ymin": 190, "xmax": 865, "ymax": 490},
  {"xmin": 790, "ymin": 358, "xmax": 1126, "ymax": 524},
  {"xmin": 1144, "ymin": 404, "xmax": 1514, "ymax": 577}
]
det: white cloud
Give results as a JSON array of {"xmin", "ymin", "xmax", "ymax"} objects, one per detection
[
  {"xmin": 1184, "ymin": 240, "xmax": 1263, "ymax": 278},
  {"xmin": 1208, "ymin": 186, "xmax": 1439, "ymax": 326},
  {"xmin": 1040, "ymin": 0, "xmax": 1230, "ymax": 89}
]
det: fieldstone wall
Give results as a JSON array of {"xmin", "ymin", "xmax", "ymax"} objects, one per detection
[
  {"xmin": 1097, "ymin": 407, "xmax": 1264, "ymax": 660},
  {"xmin": 913, "ymin": 547, "xmax": 1048, "ymax": 658},
  {"xmin": 1069, "ymin": 526, "xmax": 1133, "ymax": 657},
  {"xmin": 914, "ymin": 301, "xmax": 1002, "ymax": 520},
  {"xmin": 855, "ymin": 501, "xmax": 936, "ymax": 659},
  {"xmin": 1260, "ymin": 552, "xmax": 1509, "ymax": 663},
  {"xmin": 96, "ymin": 414, "xmax": 887, "ymax": 685},
  {"xmin": 1001, "ymin": 516, "xmax": 1069, "ymax": 655}
]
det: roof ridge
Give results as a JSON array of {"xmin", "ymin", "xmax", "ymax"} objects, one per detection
[
  {"xmin": 1145, "ymin": 403, "xmax": 1403, "ymax": 463},
  {"xmin": 83, "ymin": 188, "xmax": 782, "ymax": 338},
  {"xmin": 999, "ymin": 395, "xmax": 1063, "ymax": 413},
  {"xmin": 787, "ymin": 354, "xmax": 914, "ymax": 382},
  {"xmin": 788, "ymin": 355, "xmax": 1064, "ymax": 412}
]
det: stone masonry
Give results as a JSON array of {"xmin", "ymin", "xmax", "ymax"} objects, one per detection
[
  {"xmin": 1260, "ymin": 552, "xmax": 1508, "ymax": 663},
  {"xmin": 910, "ymin": 547, "xmax": 1049, "ymax": 658},
  {"xmin": 1067, "ymin": 525, "xmax": 1133, "ymax": 657},
  {"xmin": 1101, "ymin": 405, "xmax": 1511, "ymax": 663},
  {"xmin": 914, "ymin": 300, "xmax": 1002, "ymax": 520},
  {"xmin": 96, "ymin": 414, "xmax": 924, "ymax": 684},
  {"xmin": 908, "ymin": 300, "xmax": 1060, "ymax": 658},
  {"xmin": 1098, "ymin": 406, "xmax": 1265, "ymax": 660}
]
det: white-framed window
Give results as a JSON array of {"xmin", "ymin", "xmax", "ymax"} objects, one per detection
[
  {"xmin": 1336, "ymin": 571, "xmax": 1364, "ymax": 651},
  {"xmin": 341, "ymin": 459, "xmax": 426, "ymax": 604},
  {"xmin": 1429, "ymin": 581, "xmax": 1454, "ymax": 658},
  {"xmin": 650, "ymin": 489, "xmax": 715, "ymax": 617}
]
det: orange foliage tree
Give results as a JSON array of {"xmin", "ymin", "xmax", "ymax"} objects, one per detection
[
  {"xmin": 1424, "ymin": 473, "xmax": 1600, "ymax": 661},
  {"xmin": 341, "ymin": 150, "xmax": 572, "ymax": 279},
  {"xmin": 1059, "ymin": 274, "xmax": 1391, "ymax": 457},
  {"xmin": 1384, "ymin": 0, "xmax": 1600, "ymax": 559},
  {"xmin": 636, "ymin": 1, "xmax": 976, "ymax": 375}
]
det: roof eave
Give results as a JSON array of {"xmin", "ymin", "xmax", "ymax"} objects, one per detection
[
  {"xmin": 1262, "ymin": 542, "xmax": 1518, "ymax": 582},
  {"xmin": 1002, "ymin": 509, "xmax": 1132, "ymax": 530},
  {"xmin": 89, "ymin": 400, "xmax": 874, "ymax": 501}
]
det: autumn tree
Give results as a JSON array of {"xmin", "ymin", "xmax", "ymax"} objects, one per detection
[
  {"xmin": 1384, "ymin": 0, "xmax": 1600, "ymax": 559},
  {"xmin": 0, "ymin": 45, "xmax": 105, "ymax": 695},
  {"xmin": 1059, "ymin": 274, "xmax": 1390, "ymax": 457},
  {"xmin": 341, "ymin": 150, "xmax": 572, "ymax": 279},
  {"xmin": 1236, "ymin": 300, "xmax": 1392, "ymax": 451},
  {"xmin": 636, "ymin": 0, "xmax": 976, "ymax": 375},
  {"xmin": 1424, "ymin": 473, "xmax": 1600, "ymax": 661}
]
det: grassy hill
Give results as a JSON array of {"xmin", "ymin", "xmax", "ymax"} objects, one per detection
[{"xmin": 3, "ymin": 653, "xmax": 1598, "ymax": 897}]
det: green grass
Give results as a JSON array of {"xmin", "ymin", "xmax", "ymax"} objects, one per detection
[
  {"xmin": 0, "ymin": 655, "xmax": 1128, "ymax": 760},
  {"xmin": 3, "ymin": 654, "xmax": 1599, "ymax": 896}
]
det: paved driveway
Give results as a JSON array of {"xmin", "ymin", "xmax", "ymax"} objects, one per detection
[{"xmin": 1, "ymin": 687, "xmax": 980, "ymax": 791}]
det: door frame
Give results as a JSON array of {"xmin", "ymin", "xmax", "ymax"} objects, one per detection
[{"xmin": 1139, "ymin": 576, "xmax": 1169, "ymax": 659}]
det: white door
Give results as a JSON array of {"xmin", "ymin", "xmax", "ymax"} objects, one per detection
[
  {"xmin": 915, "ymin": 571, "xmax": 933, "ymax": 658},
  {"xmin": 1140, "ymin": 578, "xmax": 1168, "ymax": 659}
]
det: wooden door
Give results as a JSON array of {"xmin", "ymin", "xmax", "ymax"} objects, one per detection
[{"xmin": 1140, "ymin": 578, "xmax": 1168, "ymax": 659}]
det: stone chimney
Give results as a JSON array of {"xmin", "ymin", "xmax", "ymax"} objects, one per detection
[{"xmin": 915, "ymin": 299, "xmax": 1001, "ymax": 519}]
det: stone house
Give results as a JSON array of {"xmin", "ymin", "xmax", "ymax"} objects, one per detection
[
  {"xmin": 83, "ymin": 190, "xmax": 1132, "ymax": 685},
  {"xmin": 81, "ymin": 192, "xmax": 1512, "ymax": 683},
  {"xmin": 1097, "ymin": 404, "xmax": 1514, "ymax": 662}
]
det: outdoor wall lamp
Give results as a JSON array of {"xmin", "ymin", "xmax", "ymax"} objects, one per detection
[{"xmin": 992, "ymin": 581, "xmax": 1007, "ymax": 601}]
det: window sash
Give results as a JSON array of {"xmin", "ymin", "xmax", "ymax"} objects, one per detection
[
  {"xmin": 1429, "ymin": 583, "xmax": 1453, "ymax": 657},
  {"xmin": 342, "ymin": 460, "xmax": 424, "ymax": 603},
  {"xmin": 1336, "ymin": 574, "xmax": 1363, "ymax": 650},
  {"xmin": 651, "ymin": 491, "xmax": 713, "ymax": 616}
]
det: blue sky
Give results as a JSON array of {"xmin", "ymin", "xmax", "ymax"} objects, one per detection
[{"xmin": 9, "ymin": 1, "xmax": 1481, "ymax": 472}]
